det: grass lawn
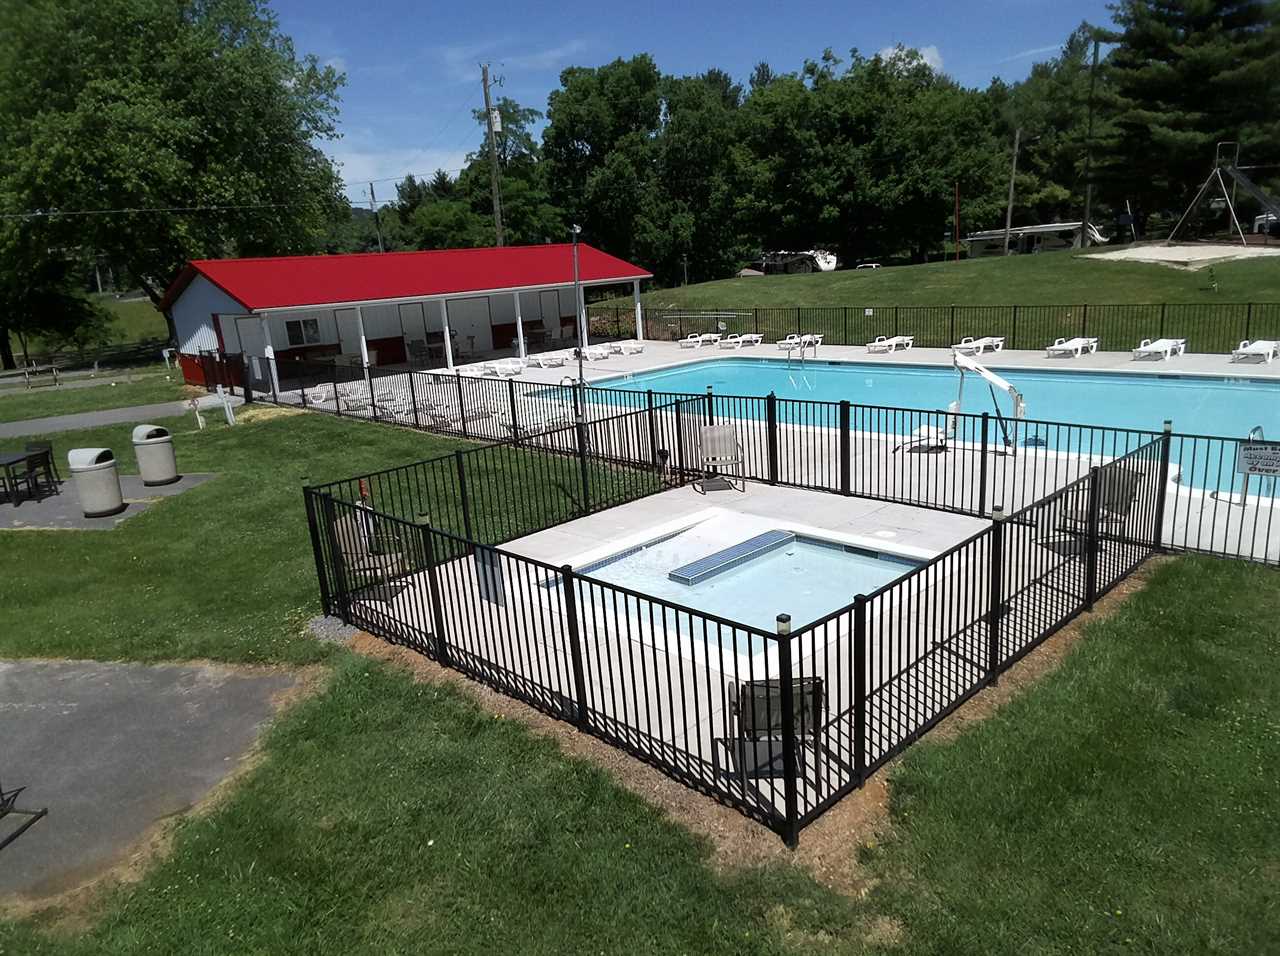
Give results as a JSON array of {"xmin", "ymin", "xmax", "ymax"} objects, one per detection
[
  {"xmin": 608, "ymin": 250, "xmax": 1280, "ymax": 310},
  {"xmin": 0, "ymin": 373, "xmax": 192, "ymax": 424},
  {"xmin": 2, "ymin": 410, "xmax": 1275, "ymax": 952},
  {"xmin": 98, "ymin": 297, "xmax": 168, "ymax": 343}
]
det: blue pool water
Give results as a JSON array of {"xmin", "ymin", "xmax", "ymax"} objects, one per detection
[
  {"xmin": 598, "ymin": 358, "xmax": 1280, "ymax": 438},
  {"xmin": 581, "ymin": 531, "xmax": 919, "ymax": 637}
]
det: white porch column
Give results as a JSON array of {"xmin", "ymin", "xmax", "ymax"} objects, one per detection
[
  {"xmin": 577, "ymin": 284, "xmax": 589, "ymax": 349},
  {"xmin": 355, "ymin": 305, "xmax": 370, "ymax": 368},
  {"xmin": 259, "ymin": 313, "xmax": 281, "ymax": 396},
  {"xmin": 632, "ymin": 279, "xmax": 644, "ymax": 341},
  {"xmin": 512, "ymin": 291, "xmax": 526, "ymax": 360},
  {"xmin": 440, "ymin": 298, "xmax": 455, "ymax": 369}
]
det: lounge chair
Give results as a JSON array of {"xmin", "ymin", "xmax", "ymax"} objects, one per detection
[
  {"xmin": 775, "ymin": 334, "xmax": 802, "ymax": 351},
  {"xmin": 678, "ymin": 334, "xmax": 705, "ymax": 349},
  {"xmin": 695, "ymin": 424, "xmax": 745, "ymax": 493},
  {"xmin": 866, "ymin": 335, "xmax": 914, "ymax": 354},
  {"xmin": 714, "ymin": 678, "xmax": 824, "ymax": 783},
  {"xmin": 497, "ymin": 404, "xmax": 576, "ymax": 440},
  {"xmin": 738, "ymin": 333, "xmax": 763, "ymax": 346},
  {"xmin": 952, "ymin": 336, "xmax": 1005, "ymax": 355},
  {"xmin": 526, "ymin": 352, "xmax": 568, "ymax": 368},
  {"xmin": 579, "ymin": 345, "xmax": 610, "ymax": 361},
  {"xmin": 718, "ymin": 334, "xmax": 746, "ymax": 349},
  {"xmin": 481, "ymin": 358, "xmax": 524, "ymax": 378},
  {"xmin": 1058, "ymin": 465, "xmax": 1145, "ymax": 545},
  {"xmin": 333, "ymin": 510, "xmax": 405, "ymax": 580},
  {"xmin": 1232, "ymin": 339, "xmax": 1279, "ymax": 364},
  {"xmin": 1132, "ymin": 338, "xmax": 1186, "ymax": 361},
  {"xmin": 698, "ymin": 333, "xmax": 722, "ymax": 346},
  {"xmin": 1046, "ymin": 336, "xmax": 1099, "ymax": 358},
  {"xmin": 609, "ymin": 340, "xmax": 646, "ymax": 355},
  {"xmin": 300, "ymin": 383, "xmax": 332, "ymax": 406},
  {"xmin": 799, "ymin": 333, "xmax": 823, "ymax": 349}
]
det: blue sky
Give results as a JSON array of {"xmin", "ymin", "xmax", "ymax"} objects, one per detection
[{"xmin": 272, "ymin": 0, "xmax": 1114, "ymax": 207}]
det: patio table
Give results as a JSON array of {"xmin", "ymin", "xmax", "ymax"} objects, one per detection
[{"xmin": 0, "ymin": 451, "xmax": 34, "ymax": 508}]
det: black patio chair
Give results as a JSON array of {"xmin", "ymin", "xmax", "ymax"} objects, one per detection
[
  {"xmin": 23, "ymin": 446, "xmax": 59, "ymax": 496},
  {"xmin": 25, "ymin": 441, "xmax": 60, "ymax": 483},
  {"xmin": 715, "ymin": 677, "xmax": 824, "ymax": 789}
]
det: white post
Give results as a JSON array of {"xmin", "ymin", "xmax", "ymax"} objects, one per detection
[
  {"xmin": 512, "ymin": 291, "xmax": 526, "ymax": 360},
  {"xmin": 355, "ymin": 305, "xmax": 371, "ymax": 368},
  {"xmin": 632, "ymin": 279, "xmax": 643, "ymax": 341},
  {"xmin": 259, "ymin": 313, "xmax": 281, "ymax": 396},
  {"xmin": 440, "ymin": 298, "xmax": 455, "ymax": 369}
]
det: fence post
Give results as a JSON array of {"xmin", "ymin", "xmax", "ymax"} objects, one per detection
[
  {"xmin": 839, "ymin": 400, "xmax": 851, "ymax": 495},
  {"xmin": 303, "ymin": 489, "xmax": 332, "ymax": 615},
  {"xmin": 1081, "ymin": 303, "xmax": 1089, "ymax": 339},
  {"xmin": 507, "ymin": 377, "xmax": 519, "ymax": 441},
  {"xmin": 454, "ymin": 451, "xmax": 474, "ymax": 543},
  {"xmin": 406, "ymin": 369, "xmax": 421, "ymax": 429},
  {"xmin": 560, "ymin": 566, "xmax": 591, "ymax": 731},
  {"xmin": 321, "ymin": 495, "xmax": 351, "ymax": 623},
  {"xmin": 645, "ymin": 389, "xmax": 659, "ymax": 470},
  {"xmin": 455, "ymin": 372, "xmax": 469, "ymax": 438},
  {"xmin": 1085, "ymin": 466, "xmax": 1102, "ymax": 610},
  {"xmin": 853, "ymin": 594, "xmax": 867, "ymax": 786},
  {"xmin": 1159, "ymin": 302, "xmax": 1167, "ymax": 338},
  {"xmin": 843, "ymin": 306, "xmax": 850, "ymax": 345},
  {"xmin": 1245, "ymin": 302, "xmax": 1253, "ymax": 341},
  {"xmin": 978, "ymin": 412, "xmax": 990, "ymax": 516},
  {"xmin": 365, "ymin": 364, "xmax": 377, "ymax": 421},
  {"xmin": 576, "ymin": 418, "xmax": 591, "ymax": 513},
  {"xmin": 893, "ymin": 305, "xmax": 900, "ymax": 337},
  {"xmin": 678, "ymin": 313, "xmax": 684, "ymax": 339},
  {"xmin": 331, "ymin": 364, "xmax": 341, "ymax": 416},
  {"xmin": 766, "ymin": 391, "xmax": 779, "ymax": 485},
  {"xmin": 1011, "ymin": 305, "xmax": 1019, "ymax": 349},
  {"xmin": 420, "ymin": 526, "xmax": 452, "ymax": 667},
  {"xmin": 949, "ymin": 304, "xmax": 956, "ymax": 345},
  {"xmin": 242, "ymin": 354, "xmax": 254, "ymax": 404},
  {"xmin": 795, "ymin": 307, "xmax": 802, "ymax": 336},
  {"xmin": 674, "ymin": 400, "xmax": 689, "ymax": 478},
  {"xmin": 705, "ymin": 386, "xmax": 715, "ymax": 425},
  {"xmin": 776, "ymin": 614, "xmax": 800, "ymax": 847},
  {"xmin": 754, "ymin": 308, "xmax": 759, "ymax": 335},
  {"xmin": 987, "ymin": 506, "xmax": 1006, "ymax": 685},
  {"xmin": 1152, "ymin": 420, "xmax": 1173, "ymax": 551}
]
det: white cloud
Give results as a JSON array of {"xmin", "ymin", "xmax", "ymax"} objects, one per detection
[
  {"xmin": 877, "ymin": 44, "xmax": 944, "ymax": 72},
  {"xmin": 997, "ymin": 44, "xmax": 1061, "ymax": 64},
  {"xmin": 437, "ymin": 37, "xmax": 588, "ymax": 85},
  {"xmin": 330, "ymin": 145, "xmax": 473, "ymax": 204}
]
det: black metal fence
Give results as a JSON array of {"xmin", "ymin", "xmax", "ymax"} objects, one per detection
[
  {"xmin": 303, "ymin": 402, "xmax": 1171, "ymax": 844},
  {"xmin": 617, "ymin": 302, "xmax": 1280, "ymax": 354}
]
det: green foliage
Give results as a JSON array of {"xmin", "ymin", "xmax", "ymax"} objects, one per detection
[
  {"xmin": 1098, "ymin": 0, "xmax": 1280, "ymax": 232},
  {"xmin": 0, "ymin": 0, "xmax": 348, "ymax": 359}
]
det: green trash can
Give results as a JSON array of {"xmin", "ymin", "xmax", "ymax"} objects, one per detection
[
  {"xmin": 67, "ymin": 448, "xmax": 125, "ymax": 517},
  {"xmin": 132, "ymin": 424, "xmax": 179, "ymax": 486}
]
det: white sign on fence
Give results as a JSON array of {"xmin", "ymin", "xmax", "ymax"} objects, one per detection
[{"xmin": 1236, "ymin": 440, "xmax": 1280, "ymax": 476}]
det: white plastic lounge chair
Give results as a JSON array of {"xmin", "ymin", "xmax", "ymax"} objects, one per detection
[
  {"xmin": 695, "ymin": 424, "xmax": 745, "ymax": 493},
  {"xmin": 952, "ymin": 336, "xmax": 1005, "ymax": 355},
  {"xmin": 799, "ymin": 333, "xmax": 823, "ymax": 348},
  {"xmin": 580, "ymin": 345, "xmax": 610, "ymax": 361},
  {"xmin": 481, "ymin": 358, "xmax": 523, "ymax": 378},
  {"xmin": 866, "ymin": 335, "xmax": 914, "ymax": 354},
  {"xmin": 609, "ymin": 340, "xmax": 646, "ymax": 355},
  {"xmin": 301, "ymin": 383, "xmax": 332, "ymax": 406},
  {"xmin": 775, "ymin": 334, "xmax": 802, "ymax": 351},
  {"xmin": 1132, "ymin": 338, "xmax": 1186, "ymax": 361},
  {"xmin": 1232, "ymin": 339, "xmax": 1279, "ymax": 364},
  {"xmin": 699, "ymin": 333, "xmax": 722, "ymax": 346},
  {"xmin": 678, "ymin": 334, "xmax": 704, "ymax": 349},
  {"xmin": 739, "ymin": 333, "xmax": 764, "ymax": 346},
  {"xmin": 718, "ymin": 334, "xmax": 745, "ymax": 349},
  {"xmin": 526, "ymin": 352, "xmax": 568, "ymax": 368},
  {"xmin": 1046, "ymin": 336, "xmax": 1099, "ymax": 358}
]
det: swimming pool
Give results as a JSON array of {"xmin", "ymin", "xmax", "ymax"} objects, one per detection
[{"xmin": 597, "ymin": 357, "xmax": 1280, "ymax": 438}]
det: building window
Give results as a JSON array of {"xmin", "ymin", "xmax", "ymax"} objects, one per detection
[{"xmin": 285, "ymin": 318, "xmax": 321, "ymax": 347}]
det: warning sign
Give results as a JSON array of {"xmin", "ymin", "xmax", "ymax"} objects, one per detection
[{"xmin": 1236, "ymin": 440, "xmax": 1280, "ymax": 476}]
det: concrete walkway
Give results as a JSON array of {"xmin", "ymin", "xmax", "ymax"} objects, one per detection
[
  {"xmin": 0, "ymin": 394, "xmax": 242, "ymax": 439},
  {"xmin": 0, "ymin": 659, "xmax": 299, "ymax": 904}
]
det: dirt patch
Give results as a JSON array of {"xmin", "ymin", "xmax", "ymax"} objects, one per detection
[
  {"xmin": 347, "ymin": 560, "xmax": 1161, "ymax": 896},
  {"xmin": 236, "ymin": 404, "xmax": 303, "ymax": 425},
  {"xmin": 2, "ymin": 662, "xmax": 328, "ymax": 931}
]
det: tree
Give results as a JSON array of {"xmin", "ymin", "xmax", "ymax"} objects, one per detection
[
  {"xmin": 1097, "ymin": 0, "xmax": 1280, "ymax": 234},
  {"xmin": 0, "ymin": 0, "xmax": 347, "ymax": 363}
]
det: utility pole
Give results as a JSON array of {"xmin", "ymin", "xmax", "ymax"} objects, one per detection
[
  {"xmin": 954, "ymin": 182, "xmax": 961, "ymax": 263},
  {"xmin": 481, "ymin": 63, "xmax": 505, "ymax": 247},
  {"xmin": 368, "ymin": 182, "xmax": 385, "ymax": 253},
  {"xmin": 1080, "ymin": 34, "xmax": 1101, "ymax": 247},
  {"xmin": 1002, "ymin": 127, "xmax": 1022, "ymax": 256}
]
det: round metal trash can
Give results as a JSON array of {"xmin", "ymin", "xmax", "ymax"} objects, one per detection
[
  {"xmin": 67, "ymin": 448, "xmax": 125, "ymax": 518},
  {"xmin": 131, "ymin": 424, "xmax": 179, "ymax": 486}
]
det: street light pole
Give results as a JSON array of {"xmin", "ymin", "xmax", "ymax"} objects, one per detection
[{"xmin": 1002, "ymin": 127, "xmax": 1022, "ymax": 256}]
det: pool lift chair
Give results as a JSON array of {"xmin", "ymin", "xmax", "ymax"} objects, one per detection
[{"xmin": 894, "ymin": 352, "xmax": 1026, "ymax": 455}]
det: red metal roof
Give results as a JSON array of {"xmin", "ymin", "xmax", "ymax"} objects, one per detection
[{"xmin": 160, "ymin": 243, "xmax": 651, "ymax": 312}]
